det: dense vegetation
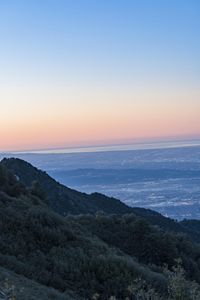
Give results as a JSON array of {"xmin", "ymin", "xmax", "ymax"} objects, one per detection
[
  {"xmin": 1, "ymin": 159, "xmax": 200, "ymax": 299},
  {"xmin": 1, "ymin": 158, "xmax": 133, "ymax": 216},
  {"xmin": 2, "ymin": 158, "xmax": 200, "ymax": 242}
]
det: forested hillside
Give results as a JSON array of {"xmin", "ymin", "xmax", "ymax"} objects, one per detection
[
  {"xmin": 1, "ymin": 159, "xmax": 200, "ymax": 299},
  {"xmin": 2, "ymin": 158, "xmax": 200, "ymax": 242}
]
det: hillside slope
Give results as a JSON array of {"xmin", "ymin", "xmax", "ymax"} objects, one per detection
[
  {"xmin": 1, "ymin": 160, "xmax": 200, "ymax": 299},
  {"xmin": 1, "ymin": 157, "xmax": 200, "ymax": 242},
  {"xmin": 1, "ymin": 158, "xmax": 133, "ymax": 215},
  {"xmin": 0, "ymin": 163, "xmax": 167, "ymax": 299}
]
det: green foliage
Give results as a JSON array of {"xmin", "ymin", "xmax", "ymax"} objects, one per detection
[
  {"xmin": 0, "ymin": 191, "xmax": 157, "ymax": 299},
  {"xmin": 127, "ymin": 261, "xmax": 200, "ymax": 300},
  {"xmin": 1, "ymin": 158, "xmax": 200, "ymax": 299},
  {"xmin": 128, "ymin": 278, "xmax": 162, "ymax": 299},
  {"xmin": 3, "ymin": 158, "xmax": 200, "ymax": 244},
  {"xmin": 164, "ymin": 259, "xmax": 200, "ymax": 300},
  {"xmin": 76, "ymin": 214, "xmax": 200, "ymax": 284},
  {"xmin": 0, "ymin": 165, "xmax": 25, "ymax": 197},
  {"xmin": 30, "ymin": 180, "xmax": 48, "ymax": 203}
]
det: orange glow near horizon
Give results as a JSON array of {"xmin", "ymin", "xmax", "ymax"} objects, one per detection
[{"xmin": 0, "ymin": 84, "xmax": 200, "ymax": 152}]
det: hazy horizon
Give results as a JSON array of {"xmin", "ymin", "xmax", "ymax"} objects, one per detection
[
  {"xmin": 1, "ymin": 143, "xmax": 200, "ymax": 220},
  {"xmin": 1, "ymin": 136, "xmax": 200, "ymax": 155}
]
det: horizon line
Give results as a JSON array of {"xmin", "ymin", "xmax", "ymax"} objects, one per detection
[{"xmin": 3, "ymin": 137, "xmax": 200, "ymax": 155}]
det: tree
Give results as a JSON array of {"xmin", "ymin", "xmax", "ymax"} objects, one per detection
[{"xmin": 30, "ymin": 181, "xmax": 47, "ymax": 202}]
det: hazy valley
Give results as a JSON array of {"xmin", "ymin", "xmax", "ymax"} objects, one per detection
[{"xmin": 2, "ymin": 144, "xmax": 200, "ymax": 220}]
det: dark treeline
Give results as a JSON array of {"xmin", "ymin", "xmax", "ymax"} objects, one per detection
[{"xmin": 1, "ymin": 160, "xmax": 200, "ymax": 299}]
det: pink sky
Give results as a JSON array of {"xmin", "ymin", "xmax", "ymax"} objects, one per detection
[{"xmin": 0, "ymin": 85, "xmax": 199, "ymax": 151}]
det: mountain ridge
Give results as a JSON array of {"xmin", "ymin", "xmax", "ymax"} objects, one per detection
[
  {"xmin": 1, "ymin": 158, "xmax": 200, "ymax": 299},
  {"xmin": 1, "ymin": 157, "xmax": 200, "ymax": 242}
]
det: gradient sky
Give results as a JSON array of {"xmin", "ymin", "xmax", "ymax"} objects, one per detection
[{"xmin": 0, "ymin": 0, "xmax": 200, "ymax": 151}]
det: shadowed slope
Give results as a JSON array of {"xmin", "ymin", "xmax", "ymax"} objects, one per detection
[{"xmin": 1, "ymin": 157, "xmax": 200, "ymax": 242}]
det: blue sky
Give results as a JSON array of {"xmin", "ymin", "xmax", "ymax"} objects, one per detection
[
  {"xmin": 0, "ymin": 0, "xmax": 199, "ymax": 151},
  {"xmin": 1, "ymin": 0, "xmax": 199, "ymax": 84}
]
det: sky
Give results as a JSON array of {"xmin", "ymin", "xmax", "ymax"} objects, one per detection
[{"xmin": 0, "ymin": 0, "xmax": 200, "ymax": 151}]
